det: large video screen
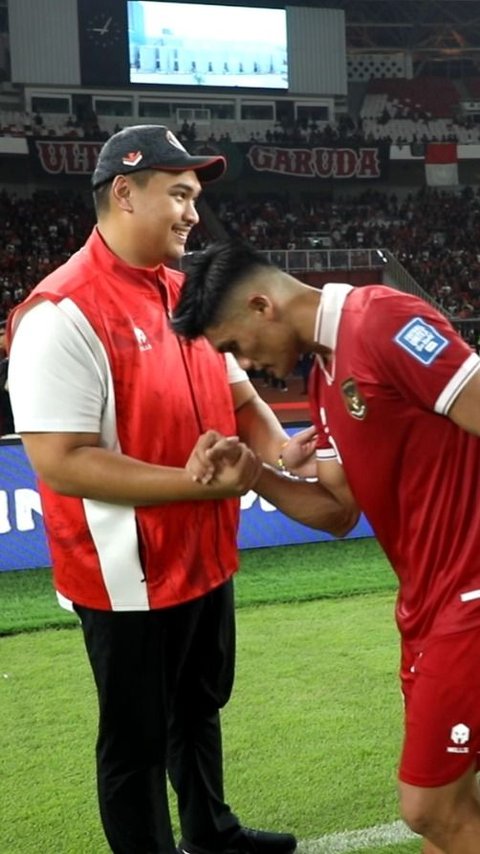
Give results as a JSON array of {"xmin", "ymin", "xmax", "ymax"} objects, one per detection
[{"xmin": 127, "ymin": 1, "xmax": 288, "ymax": 89}]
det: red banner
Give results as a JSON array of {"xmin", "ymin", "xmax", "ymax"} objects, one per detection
[
  {"xmin": 28, "ymin": 139, "xmax": 103, "ymax": 176},
  {"xmin": 26, "ymin": 138, "xmax": 389, "ymax": 182},
  {"xmin": 246, "ymin": 144, "xmax": 386, "ymax": 179}
]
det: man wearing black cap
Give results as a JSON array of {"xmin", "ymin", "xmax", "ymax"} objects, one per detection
[{"xmin": 7, "ymin": 126, "xmax": 341, "ymax": 854}]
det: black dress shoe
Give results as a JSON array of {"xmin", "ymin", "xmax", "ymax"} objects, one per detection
[
  {"xmin": 235, "ymin": 827, "xmax": 297, "ymax": 854},
  {"xmin": 179, "ymin": 827, "xmax": 297, "ymax": 854}
]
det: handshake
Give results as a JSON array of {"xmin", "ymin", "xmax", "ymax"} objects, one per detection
[
  {"xmin": 186, "ymin": 430, "xmax": 262, "ymax": 497},
  {"xmin": 185, "ymin": 425, "xmax": 318, "ymax": 499}
]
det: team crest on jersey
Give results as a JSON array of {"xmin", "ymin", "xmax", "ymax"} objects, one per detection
[
  {"xmin": 394, "ymin": 317, "xmax": 449, "ymax": 365},
  {"xmin": 341, "ymin": 378, "xmax": 367, "ymax": 419}
]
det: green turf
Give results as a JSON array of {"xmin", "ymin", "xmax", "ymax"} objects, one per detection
[
  {"xmin": 238, "ymin": 538, "xmax": 396, "ymax": 605},
  {"xmin": 224, "ymin": 595, "xmax": 403, "ymax": 835},
  {"xmin": 0, "ymin": 539, "xmax": 417, "ymax": 853},
  {"xmin": 0, "ymin": 538, "xmax": 397, "ymax": 635},
  {"xmin": 362, "ymin": 847, "xmax": 419, "ymax": 854},
  {"xmin": 1, "ymin": 595, "xmax": 410, "ymax": 854},
  {"xmin": 0, "ymin": 566, "xmax": 78, "ymax": 635}
]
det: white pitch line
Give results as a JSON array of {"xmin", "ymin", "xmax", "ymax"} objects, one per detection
[{"xmin": 299, "ymin": 820, "xmax": 419, "ymax": 853}]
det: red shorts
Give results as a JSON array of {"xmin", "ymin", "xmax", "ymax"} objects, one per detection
[{"xmin": 399, "ymin": 627, "xmax": 480, "ymax": 787}]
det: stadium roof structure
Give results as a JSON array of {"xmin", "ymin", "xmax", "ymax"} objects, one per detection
[{"xmin": 296, "ymin": 1, "xmax": 480, "ymax": 61}]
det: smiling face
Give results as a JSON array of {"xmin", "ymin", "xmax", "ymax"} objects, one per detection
[
  {"xmin": 104, "ymin": 168, "xmax": 202, "ymax": 267},
  {"xmin": 206, "ymin": 291, "xmax": 302, "ymax": 380},
  {"xmin": 131, "ymin": 169, "xmax": 202, "ymax": 262}
]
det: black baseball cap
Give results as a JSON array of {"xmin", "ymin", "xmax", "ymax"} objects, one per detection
[{"xmin": 91, "ymin": 124, "xmax": 226, "ymax": 189}]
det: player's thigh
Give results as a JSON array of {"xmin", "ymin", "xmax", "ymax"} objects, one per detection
[{"xmin": 399, "ymin": 761, "xmax": 479, "ymax": 831}]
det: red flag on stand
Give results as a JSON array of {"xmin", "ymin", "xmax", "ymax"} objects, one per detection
[{"xmin": 425, "ymin": 142, "xmax": 458, "ymax": 186}]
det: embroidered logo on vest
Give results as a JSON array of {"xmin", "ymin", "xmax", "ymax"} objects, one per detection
[{"xmin": 133, "ymin": 326, "xmax": 152, "ymax": 351}]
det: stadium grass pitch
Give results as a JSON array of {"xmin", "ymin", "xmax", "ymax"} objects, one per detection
[{"xmin": 1, "ymin": 539, "xmax": 420, "ymax": 853}]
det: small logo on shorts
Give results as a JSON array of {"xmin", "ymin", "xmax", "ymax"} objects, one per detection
[{"xmin": 446, "ymin": 722, "xmax": 470, "ymax": 754}]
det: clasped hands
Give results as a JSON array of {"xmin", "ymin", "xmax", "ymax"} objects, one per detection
[
  {"xmin": 186, "ymin": 425, "xmax": 318, "ymax": 497},
  {"xmin": 186, "ymin": 431, "xmax": 260, "ymax": 496}
]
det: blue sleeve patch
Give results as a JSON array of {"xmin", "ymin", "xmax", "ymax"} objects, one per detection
[{"xmin": 393, "ymin": 317, "xmax": 449, "ymax": 365}]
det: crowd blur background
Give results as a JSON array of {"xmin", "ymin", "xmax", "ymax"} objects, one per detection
[{"xmin": 3, "ymin": 0, "xmax": 480, "ymax": 432}]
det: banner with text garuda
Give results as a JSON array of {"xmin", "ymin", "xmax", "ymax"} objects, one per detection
[
  {"xmin": 243, "ymin": 142, "xmax": 389, "ymax": 180},
  {"xmin": 26, "ymin": 137, "xmax": 390, "ymax": 182}
]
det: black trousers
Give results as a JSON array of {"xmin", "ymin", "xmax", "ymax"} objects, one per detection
[{"xmin": 75, "ymin": 579, "xmax": 241, "ymax": 854}]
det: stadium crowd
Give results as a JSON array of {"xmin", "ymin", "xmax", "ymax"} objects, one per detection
[
  {"xmin": 1, "ymin": 185, "xmax": 480, "ymax": 329},
  {"xmin": 2, "ymin": 108, "xmax": 480, "ymax": 148},
  {"xmin": 204, "ymin": 186, "xmax": 480, "ymax": 321},
  {"xmin": 0, "ymin": 189, "xmax": 92, "ymax": 321}
]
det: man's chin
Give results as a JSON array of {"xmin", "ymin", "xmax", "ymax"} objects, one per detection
[{"xmin": 164, "ymin": 243, "xmax": 187, "ymax": 264}]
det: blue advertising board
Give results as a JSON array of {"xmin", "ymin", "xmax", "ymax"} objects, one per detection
[
  {"xmin": 238, "ymin": 490, "xmax": 372, "ymax": 549},
  {"xmin": 0, "ymin": 439, "xmax": 52, "ymax": 571},
  {"xmin": 0, "ymin": 432, "xmax": 373, "ymax": 572}
]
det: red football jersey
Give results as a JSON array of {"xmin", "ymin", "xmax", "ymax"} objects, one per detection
[{"xmin": 309, "ymin": 283, "xmax": 480, "ymax": 642}]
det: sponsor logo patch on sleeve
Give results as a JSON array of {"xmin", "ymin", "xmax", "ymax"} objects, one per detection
[{"xmin": 393, "ymin": 317, "xmax": 449, "ymax": 365}]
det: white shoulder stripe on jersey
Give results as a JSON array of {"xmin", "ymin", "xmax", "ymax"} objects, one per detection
[
  {"xmin": 58, "ymin": 298, "xmax": 149, "ymax": 611},
  {"xmin": 434, "ymin": 352, "xmax": 480, "ymax": 415}
]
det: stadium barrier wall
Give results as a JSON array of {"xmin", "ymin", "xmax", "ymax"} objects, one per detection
[{"xmin": 0, "ymin": 434, "xmax": 373, "ymax": 572}]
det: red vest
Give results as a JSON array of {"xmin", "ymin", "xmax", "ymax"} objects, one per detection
[{"xmin": 10, "ymin": 229, "xmax": 240, "ymax": 610}]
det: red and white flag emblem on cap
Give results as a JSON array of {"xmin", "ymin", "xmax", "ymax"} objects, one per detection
[{"xmin": 122, "ymin": 150, "xmax": 143, "ymax": 167}]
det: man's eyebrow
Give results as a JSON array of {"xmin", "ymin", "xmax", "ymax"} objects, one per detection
[{"xmin": 169, "ymin": 182, "xmax": 200, "ymax": 197}]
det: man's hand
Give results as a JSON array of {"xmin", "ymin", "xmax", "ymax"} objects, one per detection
[
  {"xmin": 280, "ymin": 425, "xmax": 317, "ymax": 474},
  {"xmin": 209, "ymin": 441, "xmax": 262, "ymax": 496},
  {"xmin": 186, "ymin": 430, "xmax": 241, "ymax": 484},
  {"xmin": 186, "ymin": 430, "xmax": 261, "ymax": 495}
]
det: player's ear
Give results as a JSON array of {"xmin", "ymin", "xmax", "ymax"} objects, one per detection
[{"xmin": 248, "ymin": 294, "xmax": 273, "ymax": 317}]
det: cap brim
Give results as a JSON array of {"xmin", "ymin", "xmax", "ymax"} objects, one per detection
[{"xmin": 153, "ymin": 155, "xmax": 226, "ymax": 183}]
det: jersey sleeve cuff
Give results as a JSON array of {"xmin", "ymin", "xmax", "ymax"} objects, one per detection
[
  {"xmin": 434, "ymin": 352, "xmax": 480, "ymax": 415},
  {"xmin": 316, "ymin": 447, "xmax": 339, "ymax": 461}
]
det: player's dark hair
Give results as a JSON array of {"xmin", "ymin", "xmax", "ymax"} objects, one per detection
[{"xmin": 172, "ymin": 239, "xmax": 275, "ymax": 339}]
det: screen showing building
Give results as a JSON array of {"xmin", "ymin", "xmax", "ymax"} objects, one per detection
[{"xmin": 128, "ymin": 1, "xmax": 288, "ymax": 88}]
